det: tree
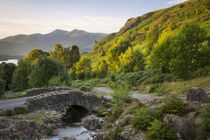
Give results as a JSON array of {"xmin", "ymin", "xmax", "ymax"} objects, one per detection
[
  {"xmin": 50, "ymin": 43, "xmax": 80, "ymax": 69},
  {"xmin": 24, "ymin": 49, "xmax": 49, "ymax": 64},
  {"xmin": 0, "ymin": 79, "xmax": 5, "ymax": 97},
  {"xmin": 149, "ymin": 22, "xmax": 210, "ymax": 77},
  {"xmin": 0, "ymin": 62, "xmax": 16, "ymax": 91},
  {"xmin": 106, "ymin": 38, "xmax": 131, "ymax": 72},
  {"xmin": 12, "ymin": 60, "xmax": 32, "ymax": 91},
  {"xmin": 92, "ymin": 58, "xmax": 108, "ymax": 78},
  {"xmin": 29, "ymin": 56, "xmax": 69, "ymax": 88},
  {"xmin": 146, "ymin": 24, "xmax": 159, "ymax": 45},
  {"xmin": 119, "ymin": 47, "xmax": 145, "ymax": 72},
  {"xmin": 75, "ymin": 55, "xmax": 91, "ymax": 80}
]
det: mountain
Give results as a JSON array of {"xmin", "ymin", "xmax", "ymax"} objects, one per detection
[
  {"xmin": 0, "ymin": 29, "xmax": 107, "ymax": 56},
  {"xmin": 90, "ymin": 0, "xmax": 209, "ymax": 59}
]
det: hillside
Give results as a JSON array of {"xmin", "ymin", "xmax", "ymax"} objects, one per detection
[
  {"xmin": 90, "ymin": 0, "xmax": 210, "ymax": 60},
  {"xmin": 0, "ymin": 29, "xmax": 107, "ymax": 56}
]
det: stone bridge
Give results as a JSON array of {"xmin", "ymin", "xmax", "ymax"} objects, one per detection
[{"xmin": 25, "ymin": 89, "xmax": 100, "ymax": 112}]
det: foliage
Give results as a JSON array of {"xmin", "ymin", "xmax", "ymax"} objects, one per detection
[
  {"xmin": 50, "ymin": 43, "xmax": 80, "ymax": 69},
  {"xmin": 75, "ymin": 55, "xmax": 91, "ymax": 80},
  {"xmin": 111, "ymin": 126, "xmax": 124, "ymax": 140},
  {"xmin": 12, "ymin": 60, "xmax": 32, "ymax": 91},
  {"xmin": 111, "ymin": 88, "xmax": 132, "ymax": 104},
  {"xmin": 149, "ymin": 22, "xmax": 210, "ymax": 78},
  {"xmin": 71, "ymin": 80, "xmax": 93, "ymax": 92},
  {"xmin": 48, "ymin": 76, "xmax": 67, "ymax": 87},
  {"xmin": 146, "ymin": 120, "xmax": 178, "ymax": 140},
  {"xmin": 108, "ymin": 104, "xmax": 123, "ymax": 123},
  {"xmin": 158, "ymin": 95, "xmax": 187, "ymax": 116},
  {"xmin": 146, "ymin": 24, "xmax": 159, "ymax": 46},
  {"xmin": 199, "ymin": 105, "xmax": 210, "ymax": 139},
  {"xmin": 23, "ymin": 49, "xmax": 49, "ymax": 64},
  {"xmin": 119, "ymin": 47, "xmax": 144, "ymax": 72},
  {"xmin": 29, "ymin": 56, "xmax": 69, "ymax": 88},
  {"xmin": 92, "ymin": 58, "xmax": 108, "ymax": 78},
  {"xmin": 132, "ymin": 107, "xmax": 158, "ymax": 131},
  {"xmin": 0, "ymin": 79, "xmax": 5, "ymax": 97},
  {"xmin": 0, "ymin": 62, "xmax": 16, "ymax": 91}
]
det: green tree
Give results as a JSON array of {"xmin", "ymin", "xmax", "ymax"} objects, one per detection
[
  {"xmin": 146, "ymin": 24, "xmax": 159, "ymax": 45},
  {"xmin": 149, "ymin": 22, "xmax": 209, "ymax": 77},
  {"xmin": 24, "ymin": 49, "xmax": 49, "ymax": 64},
  {"xmin": 50, "ymin": 43, "xmax": 80, "ymax": 69},
  {"xmin": 12, "ymin": 60, "xmax": 32, "ymax": 91},
  {"xmin": 106, "ymin": 38, "xmax": 131, "ymax": 72},
  {"xmin": 0, "ymin": 63, "xmax": 16, "ymax": 91},
  {"xmin": 75, "ymin": 55, "xmax": 91, "ymax": 80},
  {"xmin": 0, "ymin": 78, "xmax": 5, "ymax": 97},
  {"xmin": 119, "ymin": 47, "xmax": 144, "ymax": 72},
  {"xmin": 29, "ymin": 56, "xmax": 69, "ymax": 88}
]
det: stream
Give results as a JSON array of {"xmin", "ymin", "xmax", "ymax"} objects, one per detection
[{"xmin": 50, "ymin": 125, "xmax": 93, "ymax": 140}]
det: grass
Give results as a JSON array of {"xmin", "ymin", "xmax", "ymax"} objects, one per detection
[
  {"xmin": 0, "ymin": 91, "xmax": 27, "ymax": 100},
  {"xmin": 140, "ymin": 76, "xmax": 210, "ymax": 94},
  {"xmin": 12, "ymin": 110, "xmax": 57, "ymax": 123}
]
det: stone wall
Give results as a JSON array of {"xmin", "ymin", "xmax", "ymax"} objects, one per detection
[{"xmin": 25, "ymin": 90, "xmax": 100, "ymax": 112}]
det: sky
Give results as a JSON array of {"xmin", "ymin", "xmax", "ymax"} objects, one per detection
[{"xmin": 0, "ymin": 0, "xmax": 187, "ymax": 39}]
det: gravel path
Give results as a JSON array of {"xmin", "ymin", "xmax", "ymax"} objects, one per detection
[{"xmin": 0, "ymin": 97, "xmax": 27, "ymax": 111}]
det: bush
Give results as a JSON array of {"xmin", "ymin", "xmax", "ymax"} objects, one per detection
[
  {"xmin": 146, "ymin": 120, "xmax": 178, "ymax": 140},
  {"xmin": 108, "ymin": 105, "xmax": 123, "ymax": 123},
  {"xmin": 111, "ymin": 89, "xmax": 132, "ymax": 104},
  {"xmin": 12, "ymin": 60, "xmax": 32, "ymax": 91},
  {"xmin": 71, "ymin": 80, "xmax": 93, "ymax": 92},
  {"xmin": 158, "ymin": 95, "xmax": 187, "ymax": 116},
  {"xmin": 29, "ymin": 56, "xmax": 69, "ymax": 88},
  {"xmin": 132, "ymin": 107, "xmax": 157, "ymax": 130},
  {"xmin": 111, "ymin": 126, "xmax": 124, "ymax": 140},
  {"xmin": 48, "ymin": 76, "xmax": 67, "ymax": 87},
  {"xmin": 0, "ymin": 79, "xmax": 5, "ymax": 97},
  {"xmin": 199, "ymin": 105, "xmax": 210, "ymax": 139}
]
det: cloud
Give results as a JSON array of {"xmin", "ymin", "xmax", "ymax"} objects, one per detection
[
  {"xmin": 0, "ymin": 16, "xmax": 128, "ymax": 39},
  {"xmin": 167, "ymin": 0, "xmax": 187, "ymax": 4}
]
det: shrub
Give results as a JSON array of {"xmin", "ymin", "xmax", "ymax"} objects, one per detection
[
  {"xmin": 146, "ymin": 120, "xmax": 178, "ymax": 140},
  {"xmin": 158, "ymin": 95, "xmax": 187, "ymax": 116},
  {"xmin": 71, "ymin": 80, "xmax": 93, "ymax": 92},
  {"xmin": 12, "ymin": 60, "xmax": 32, "ymax": 91},
  {"xmin": 29, "ymin": 56, "xmax": 69, "ymax": 88},
  {"xmin": 108, "ymin": 105, "xmax": 123, "ymax": 122},
  {"xmin": 132, "ymin": 107, "xmax": 157, "ymax": 130},
  {"xmin": 199, "ymin": 105, "xmax": 210, "ymax": 139},
  {"xmin": 13, "ymin": 106, "xmax": 30, "ymax": 114},
  {"xmin": 111, "ymin": 89, "xmax": 132, "ymax": 104},
  {"xmin": 48, "ymin": 76, "xmax": 67, "ymax": 87},
  {"xmin": 111, "ymin": 126, "xmax": 124, "ymax": 140},
  {"xmin": 0, "ymin": 79, "xmax": 5, "ymax": 97}
]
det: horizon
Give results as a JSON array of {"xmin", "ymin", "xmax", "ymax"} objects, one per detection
[{"xmin": 0, "ymin": 0, "xmax": 187, "ymax": 39}]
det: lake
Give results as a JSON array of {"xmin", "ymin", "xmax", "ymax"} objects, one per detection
[{"xmin": 0, "ymin": 59, "xmax": 18, "ymax": 65}]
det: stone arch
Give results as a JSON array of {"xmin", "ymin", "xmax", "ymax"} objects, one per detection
[{"xmin": 62, "ymin": 105, "xmax": 89, "ymax": 124}]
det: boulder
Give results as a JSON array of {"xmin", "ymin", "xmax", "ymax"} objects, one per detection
[
  {"xmin": 163, "ymin": 114, "xmax": 195, "ymax": 140},
  {"xmin": 186, "ymin": 87, "xmax": 207, "ymax": 102},
  {"xmin": 0, "ymin": 117, "xmax": 42, "ymax": 140},
  {"xmin": 114, "ymin": 115, "xmax": 133, "ymax": 127},
  {"xmin": 184, "ymin": 101, "xmax": 202, "ymax": 112},
  {"xmin": 82, "ymin": 115, "xmax": 105, "ymax": 130}
]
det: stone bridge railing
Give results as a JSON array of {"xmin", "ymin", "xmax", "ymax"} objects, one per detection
[{"xmin": 25, "ymin": 90, "xmax": 100, "ymax": 112}]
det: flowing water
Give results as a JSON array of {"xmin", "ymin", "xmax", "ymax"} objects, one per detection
[{"xmin": 50, "ymin": 125, "xmax": 93, "ymax": 140}]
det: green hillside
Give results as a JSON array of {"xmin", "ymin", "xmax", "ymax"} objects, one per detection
[{"xmin": 90, "ymin": 0, "xmax": 209, "ymax": 60}]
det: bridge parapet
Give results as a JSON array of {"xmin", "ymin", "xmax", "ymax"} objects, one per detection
[{"xmin": 25, "ymin": 90, "xmax": 100, "ymax": 112}]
